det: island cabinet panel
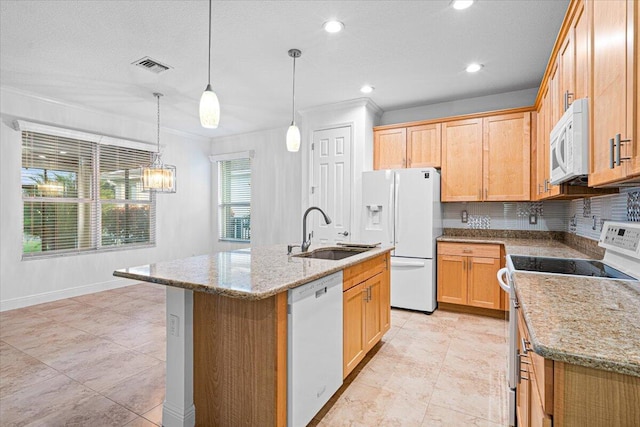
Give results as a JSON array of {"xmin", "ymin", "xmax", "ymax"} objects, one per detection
[
  {"xmin": 343, "ymin": 282, "xmax": 367, "ymax": 377},
  {"xmin": 343, "ymin": 252, "xmax": 390, "ymax": 379},
  {"xmin": 193, "ymin": 291, "xmax": 287, "ymax": 427}
]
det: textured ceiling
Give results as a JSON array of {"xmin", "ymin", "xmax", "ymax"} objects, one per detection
[{"xmin": 0, "ymin": 0, "xmax": 569, "ymax": 138}]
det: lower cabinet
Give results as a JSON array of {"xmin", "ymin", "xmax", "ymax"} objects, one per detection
[
  {"xmin": 343, "ymin": 253, "xmax": 390, "ymax": 379},
  {"xmin": 437, "ymin": 243, "xmax": 505, "ymax": 311}
]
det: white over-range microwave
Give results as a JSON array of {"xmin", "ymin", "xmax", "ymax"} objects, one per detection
[{"xmin": 549, "ymin": 98, "xmax": 589, "ymax": 185}]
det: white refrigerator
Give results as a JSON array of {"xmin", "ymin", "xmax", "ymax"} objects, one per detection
[{"xmin": 361, "ymin": 168, "xmax": 442, "ymax": 313}]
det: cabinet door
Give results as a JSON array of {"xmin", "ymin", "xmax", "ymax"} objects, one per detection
[
  {"xmin": 467, "ymin": 257, "xmax": 502, "ymax": 310},
  {"xmin": 407, "ymin": 123, "xmax": 441, "ymax": 168},
  {"xmin": 589, "ymin": 0, "xmax": 632, "ymax": 185},
  {"xmin": 574, "ymin": 2, "xmax": 588, "ymax": 100},
  {"xmin": 364, "ymin": 273, "xmax": 383, "ymax": 352},
  {"xmin": 441, "ymin": 118, "xmax": 483, "ymax": 201},
  {"xmin": 517, "ymin": 320, "xmax": 531, "ymax": 427},
  {"xmin": 374, "ymin": 128, "xmax": 406, "ymax": 170},
  {"xmin": 437, "ymin": 255, "xmax": 467, "ymax": 305},
  {"xmin": 380, "ymin": 256, "xmax": 391, "ymax": 334},
  {"xmin": 558, "ymin": 23, "xmax": 575, "ymax": 113},
  {"xmin": 483, "ymin": 113, "xmax": 531, "ymax": 201},
  {"xmin": 547, "ymin": 64, "xmax": 562, "ymax": 197},
  {"xmin": 535, "ymin": 89, "xmax": 549, "ymax": 199},
  {"xmin": 343, "ymin": 283, "xmax": 366, "ymax": 378}
]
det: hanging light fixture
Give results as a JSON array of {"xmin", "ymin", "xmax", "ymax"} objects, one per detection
[
  {"xmin": 199, "ymin": 0, "xmax": 220, "ymax": 128},
  {"xmin": 142, "ymin": 93, "xmax": 176, "ymax": 193},
  {"xmin": 286, "ymin": 48, "xmax": 302, "ymax": 152}
]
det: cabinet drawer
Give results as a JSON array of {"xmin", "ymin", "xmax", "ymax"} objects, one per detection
[
  {"xmin": 438, "ymin": 242, "xmax": 500, "ymax": 258},
  {"xmin": 343, "ymin": 253, "xmax": 387, "ymax": 291}
]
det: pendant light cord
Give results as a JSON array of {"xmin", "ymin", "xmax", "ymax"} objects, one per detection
[
  {"xmin": 291, "ymin": 55, "xmax": 296, "ymax": 123},
  {"xmin": 207, "ymin": 0, "xmax": 212, "ymax": 85},
  {"xmin": 157, "ymin": 94, "xmax": 161, "ymax": 154}
]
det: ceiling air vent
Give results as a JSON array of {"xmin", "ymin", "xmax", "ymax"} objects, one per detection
[{"xmin": 132, "ymin": 56, "xmax": 172, "ymax": 74}]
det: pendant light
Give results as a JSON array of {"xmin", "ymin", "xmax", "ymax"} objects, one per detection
[
  {"xmin": 199, "ymin": 0, "xmax": 220, "ymax": 128},
  {"xmin": 286, "ymin": 48, "xmax": 302, "ymax": 152},
  {"xmin": 142, "ymin": 93, "xmax": 176, "ymax": 193}
]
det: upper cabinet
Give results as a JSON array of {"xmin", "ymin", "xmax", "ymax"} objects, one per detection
[
  {"xmin": 589, "ymin": 0, "xmax": 639, "ymax": 186},
  {"xmin": 441, "ymin": 112, "xmax": 531, "ymax": 202},
  {"xmin": 441, "ymin": 118, "xmax": 484, "ymax": 201},
  {"xmin": 373, "ymin": 128, "xmax": 406, "ymax": 170},
  {"xmin": 373, "ymin": 124, "xmax": 441, "ymax": 169}
]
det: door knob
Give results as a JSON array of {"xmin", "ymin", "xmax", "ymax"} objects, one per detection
[{"xmin": 338, "ymin": 231, "xmax": 349, "ymax": 236}]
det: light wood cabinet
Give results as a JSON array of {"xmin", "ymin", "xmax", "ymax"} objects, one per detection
[
  {"xmin": 441, "ymin": 118, "xmax": 483, "ymax": 201},
  {"xmin": 374, "ymin": 128, "xmax": 406, "ymax": 170},
  {"xmin": 343, "ymin": 252, "xmax": 390, "ymax": 379},
  {"xmin": 484, "ymin": 113, "xmax": 531, "ymax": 201},
  {"xmin": 437, "ymin": 243, "xmax": 504, "ymax": 311},
  {"xmin": 373, "ymin": 124, "xmax": 441, "ymax": 169},
  {"xmin": 442, "ymin": 113, "xmax": 531, "ymax": 202},
  {"xmin": 589, "ymin": 0, "xmax": 639, "ymax": 186}
]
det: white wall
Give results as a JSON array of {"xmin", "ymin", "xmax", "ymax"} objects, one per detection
[
  {"xmin": 0, "ymin": 88, "xmax": 213, "ymax": 311},
  {"xmin": 210, "ymin": 127, "xmax": 302, "ymax": 252},
  {"xmin": 300, "ymin": 99, "xmax": 382, "ymax": 243},
  {"xmin": 379, "ymin": 88, "xmax": 538, "ymax": 125}
]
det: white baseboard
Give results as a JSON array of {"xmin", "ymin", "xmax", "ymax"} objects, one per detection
[
  {"xmin": 0, "ymin": 277, "xmax": 137, "ymax": 312},
  {"xmin": 162, "ymin": 402, "xmax": 196, "ymax": 427}
]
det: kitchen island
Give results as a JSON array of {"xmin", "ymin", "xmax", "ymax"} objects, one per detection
[{"xmin": 114, "ymin": 245, "xmax": 392, "ymax": 427}]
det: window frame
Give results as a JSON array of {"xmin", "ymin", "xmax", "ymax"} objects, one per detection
[
  {"xmin": 18, "ymin": 121, "xmax": 157, "ymax": 260},
  {"xmin": 210, "ymin": 151, "xmax": 254, "ymax": 243}
]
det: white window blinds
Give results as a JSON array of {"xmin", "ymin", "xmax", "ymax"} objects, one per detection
[
  {"xmin": 21, "ymin": 130, "xmax": 155, "ymax": 257},
  {"xmin": 218, "ymin": 157, "xmax": 251, "ymax": 242}
]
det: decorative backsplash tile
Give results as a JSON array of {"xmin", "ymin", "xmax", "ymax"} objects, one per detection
[
  {"xmin": 628, "ymin": 191, "xmax": 640, "ymax": 222},
  {"xmin": 467, "ymin": 215, "xmax": 490, "ymax": 229},
  {"xmin": 442, "ymin": 187, "xmax": 640, "ymax": 241},
  {"xmin": 582, "ymin": 198, "xmax": 591, "ymax": 217},
  {"xmin": 517, "ymin": 202, "xmax": 544, "ymax": 217}
]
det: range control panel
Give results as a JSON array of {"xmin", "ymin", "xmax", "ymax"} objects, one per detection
[{"xmin": 600, "ymin": 221, "xmax": 640, "ymax": 258}]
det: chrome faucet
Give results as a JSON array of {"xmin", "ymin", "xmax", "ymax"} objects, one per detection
[{"xmin": 301, "ymin": 206, "xmax": 332, "ymax": 252}]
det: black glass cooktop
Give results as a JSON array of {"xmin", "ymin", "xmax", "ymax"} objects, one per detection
[{"xmin": 510, "ymin": 256, "xmax": 635, "ymax": 280}]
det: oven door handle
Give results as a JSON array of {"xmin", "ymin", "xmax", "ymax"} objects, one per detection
[{"xmin": 497, "ymin": 267, "xmax": 511, "ymax": 293}]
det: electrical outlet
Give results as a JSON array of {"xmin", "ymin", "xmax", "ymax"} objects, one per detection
[
  {"xmin": 529, "ymin": 214, "xmax": 538, "ymax": 225},
  {"xmin": 169, "ymin": 314, "xmax": 180, "ymax": 337},
  {"xmin": 461, "ymin": 210, "xmax": 468, "ymax": 223}
]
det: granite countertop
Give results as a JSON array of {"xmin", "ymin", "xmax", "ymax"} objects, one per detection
[
  {"xmin": 437, "ymin": 235, "xmax": 593, "ymax": 259},
  {"xmin": 438, "ymin": 234, "xmax": 640, "ymax": 377},
  {"xmin": 113, "ymin": 245, "xmax": 392, "ymax": 300},
  {"xmin": 514, "ymin": 272, "xmax": 640, "ymax": 377}
]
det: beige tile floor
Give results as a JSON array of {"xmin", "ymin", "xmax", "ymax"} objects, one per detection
[{"xmin": 0, "ymin": 283, "xmax": 509, "ymax": 426}]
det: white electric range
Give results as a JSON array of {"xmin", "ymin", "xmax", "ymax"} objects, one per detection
[{"xmin": 497, "ymin": 221, "xmax": 640, "ymax": 426}]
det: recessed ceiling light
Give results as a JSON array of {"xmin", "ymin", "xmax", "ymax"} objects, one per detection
[
  {"xmin": 466, "ymin": 63, "xmax": 484, "ymax": 73},
  {"xmin": 452, "ymin": 0, "xmax": 475, "ymax": 10},
  {"xmin": 38, "ymin": 155, "xmax": 46, "ymax": 159},
  {"xmin": 360, "ymin": 85, "xmax": 374, "ymax": 94},
  {"xmin": 59, "ymin": 151, "xmax": 67, "ymax": 154},
  {"xmin": 323, "ymin": 20, "xmax": 344, "ymax": 33}
]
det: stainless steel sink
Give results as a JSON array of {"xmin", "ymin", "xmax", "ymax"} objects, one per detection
[{"xmin": 292, "ymin": 247, "xmax": 370, "ymax": 260}]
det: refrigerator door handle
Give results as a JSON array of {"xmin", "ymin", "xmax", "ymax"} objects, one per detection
[
  {"xmin": 390, "ymin": 259, "xmax": 425, "ymax": 268},
  {"xmin": 394, "ymin": 173, "xmax": 400, "ymax": 244},
  {"xmin": 388, "ymin": 181, "xmax": 394, "ymax": 244}
]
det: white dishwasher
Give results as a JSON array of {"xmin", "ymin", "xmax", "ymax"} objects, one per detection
[{"xmin": 287, "ymin": 271, "xmax": 343, "ymax": 427}]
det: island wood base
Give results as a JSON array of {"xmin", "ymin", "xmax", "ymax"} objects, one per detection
[{"xmin": 193, "ymin": 291, "xmax": 287, "ymax": 426}]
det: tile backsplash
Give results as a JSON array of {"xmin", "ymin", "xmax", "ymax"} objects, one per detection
[{"xmin": 443, "ymin": 187, "xmax": 640, "ymax": 241}]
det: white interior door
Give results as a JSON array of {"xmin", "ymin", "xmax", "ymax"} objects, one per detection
[{"xmin": 311, "ymin": 126, "xmax": 352, "ymax": 245}]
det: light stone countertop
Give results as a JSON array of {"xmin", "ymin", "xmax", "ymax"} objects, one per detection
[
  {"xmin": 113, "ymin": 245, "xmax": 392, "ymax": 300},
  {"xmin": 438, "ymin": 235, "xmax": 640, "ymax": 377}
]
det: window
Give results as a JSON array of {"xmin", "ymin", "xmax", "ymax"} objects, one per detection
[
  {"xmin": 217, "ymin": 157, "xmax": 251, "ymax": 242},
  {"xmin": 21, "ymin": 130, "xmax": 155, "ymax": 257}
]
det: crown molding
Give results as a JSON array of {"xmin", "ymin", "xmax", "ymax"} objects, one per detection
[{"xmin": 299, "ymin": 97, "xmax": 383, "ymax": 117}]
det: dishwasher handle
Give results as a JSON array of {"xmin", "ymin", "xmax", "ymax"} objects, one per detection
[{"xmin": 315, "ymin": 287, "xmax": 327, "ymax": 298}]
